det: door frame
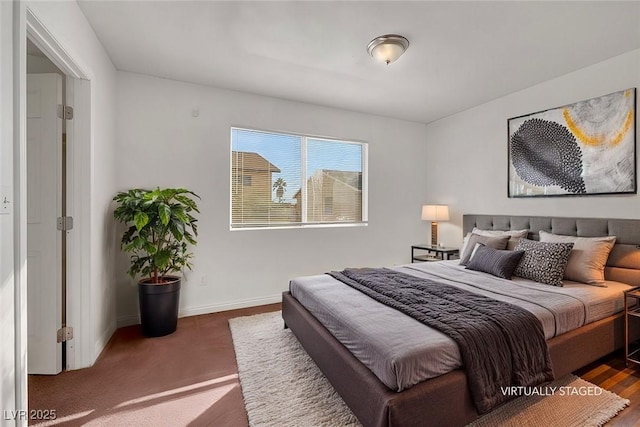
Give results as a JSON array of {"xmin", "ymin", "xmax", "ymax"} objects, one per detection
[{"xmin": 25, "ymin": 7, "xmax": 91, "ymax": 371}]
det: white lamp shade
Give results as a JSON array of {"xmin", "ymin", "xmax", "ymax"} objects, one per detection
[{"xmin": 421, "ymin": 205, "xmax": 450, "ymax": 221}]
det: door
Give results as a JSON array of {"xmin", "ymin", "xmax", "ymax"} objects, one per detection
[{"xmin": 27, "ymin": 73, "xmax": 63, "ymax": 375}]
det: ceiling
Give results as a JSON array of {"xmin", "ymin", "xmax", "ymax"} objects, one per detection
[{"xmin": 77, "ymin": 1, "xmax": 640, "ymax": 124}]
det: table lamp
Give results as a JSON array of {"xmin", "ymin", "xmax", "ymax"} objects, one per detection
[{"xmin": 421, "ymin": 205, "xmax": 449, "ymax": 247}]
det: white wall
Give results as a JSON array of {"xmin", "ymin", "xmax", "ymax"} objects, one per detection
[
  {"xmin": 1, "ymin": 1, "xmax": 18, "ymax": 421},
  {"xmin": 424, "ymin": 49, "xmax": 640, "ymax": 247},
  {"xmin": 115, "ymin": 72, "xmax": 429, "ymax": 324},
  {"xmin": 1, "ymin": 1, "xmax": 29, "ymax": 423},
  {"xmin": 27, "ymin": 54, "xmax": 64, "ymax": 74},
  {"xmin": 26, "ymin": 1, "xmax": 118, "ymax": 365},
  {"xmin": 27, "ymin": 49, "xmax": 67, "ymax": 136},
  {"xmin": 27, "ymin": 50, "xmax": 65, "ymax": 103}
]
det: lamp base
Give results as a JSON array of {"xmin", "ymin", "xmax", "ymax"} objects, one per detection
[{"xmin": 431, "ymin": 222, "xmax": 438, "ymax": 247}]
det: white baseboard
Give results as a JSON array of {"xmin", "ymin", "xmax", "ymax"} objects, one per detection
[
  {"xmin": 181, "ymin": 294, "xmax": 282, "ymax": 317},
  {"xmin": 116, "ymin": 314, "xmax": 140, "ymax": 328},
  {"xmin": 116, "ymin": 294, "xmax": 282, "ymax": 328},
  {"xmin": 93, "ymin": 321, "xmax": 117, "ymax": 365}
]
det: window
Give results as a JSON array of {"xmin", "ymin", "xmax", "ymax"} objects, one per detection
[
  {"xmin": 231, "ymin": 127, "xmax": 368, "ymax": 229},
  {"xmin": 323, "ymin": 197, "xmax": 333, "ymax": 215}
]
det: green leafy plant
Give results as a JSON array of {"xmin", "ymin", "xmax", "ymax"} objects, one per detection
[{"xmin": 113, "ymin": 188, "xmax": 200, "ymax": 284}]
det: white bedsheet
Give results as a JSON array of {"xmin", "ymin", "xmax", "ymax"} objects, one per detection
[{"xmin": 289, "ymin": 261, "xmax": 630, "ymax": 392}]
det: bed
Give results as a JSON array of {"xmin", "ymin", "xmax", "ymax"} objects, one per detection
[{"xmin": 281, "ymin": 214, "xmax": 640, "ymax": 427}]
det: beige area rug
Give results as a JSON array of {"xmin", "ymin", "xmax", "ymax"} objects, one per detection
[{"xmin": 229, "ymin": 311, "xmax": 629, "ymax": 427}]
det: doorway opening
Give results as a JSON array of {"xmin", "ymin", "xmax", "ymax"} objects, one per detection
[
  {"xmin": 26, "ymin": 38, "xmax": 67, "ymax": 374},
  {"xmin": 26, "ymin": 7, "xmax": 92, "ymax": 372}
]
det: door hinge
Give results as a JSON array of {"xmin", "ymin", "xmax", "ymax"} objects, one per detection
[
  {"xmin": 57, "ymin": 326, "xmax": 73, "ymax": 343},
  {"xmin": 57, "ymin": 216, "xmax": 74, "ymax": 231},
  {"xmin": 57, "ymin": 104, "xmax": 73, "ymax": 120}
]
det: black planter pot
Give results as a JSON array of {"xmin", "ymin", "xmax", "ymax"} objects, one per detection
[{"xmin": 138, "ymin": 276, "xmax": 181, "ymax": 337}]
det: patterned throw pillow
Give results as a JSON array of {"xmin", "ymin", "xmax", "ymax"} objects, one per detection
[{"xmin": 513, "ymin": 239, "xmax": 574, "ymax": 286}]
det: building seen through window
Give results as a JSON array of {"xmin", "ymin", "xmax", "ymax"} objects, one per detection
[{"xmin": 231, "ymin": 128, "xmax": 367, "ymax": 228}]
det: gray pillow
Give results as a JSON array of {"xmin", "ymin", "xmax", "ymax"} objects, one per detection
[
  {"xmin": 513, "ymin": 239, "xmax": 574, "ymax": 287},
  {"xmin": 461, "ymin": 228, "xmax": 529, "ymax": 252},
  {"xmin": 466, "ymin": 244, "xmax": 525, "ymax": 279},
  {"xmin": 459, "ymin": 234, "xmax": 510, "ymax": 266}
]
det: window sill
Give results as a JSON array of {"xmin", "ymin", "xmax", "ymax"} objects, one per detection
[{"xmin": 229, "ymin": 222, "xmax": 368, "ymax": 231}]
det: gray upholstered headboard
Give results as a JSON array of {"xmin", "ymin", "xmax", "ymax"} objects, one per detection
[{"xmin": 463, "ymin": 214, "xmax": 640, "ymax": 286}]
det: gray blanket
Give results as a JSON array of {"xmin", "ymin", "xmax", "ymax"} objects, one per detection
[{"xmin": 328, "ymin": 267, "xmax": 554, "ymax": 414}]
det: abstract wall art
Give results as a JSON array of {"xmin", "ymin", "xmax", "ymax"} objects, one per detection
[{"xmin": 508, "ymin": 88, "xmax": 636, "ymax": 197}]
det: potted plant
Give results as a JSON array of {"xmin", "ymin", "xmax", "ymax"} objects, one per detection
[{"xmin": 113, "ymin": 187, "xmax": 200, "ymax": 337}]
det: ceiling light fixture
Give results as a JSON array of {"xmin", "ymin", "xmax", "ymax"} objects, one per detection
[{"xmin": 367, "ymin": 34, "xmax": 409, "ymax": 65}]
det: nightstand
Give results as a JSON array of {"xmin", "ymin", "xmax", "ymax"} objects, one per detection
[
  {"xmin": 625, "ymin": 286, "xmax": 640, "ymax": 368},
  {"xmin": 411, "ymin": 244, "xmax": 459, "ymax": 263}
]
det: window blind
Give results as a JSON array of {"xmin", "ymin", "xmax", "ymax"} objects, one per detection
[{"xmin": 231, "ymin": 128, "xmax": 367, "ymax": 229}]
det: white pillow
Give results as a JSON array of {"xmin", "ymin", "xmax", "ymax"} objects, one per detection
[
  {"xmin": 538, "ymin": 230, "xmax": 616, "ymax": 285},
  {"xmin": 460, "ymin": 228, "xmax": 529, "ymax": 255}
]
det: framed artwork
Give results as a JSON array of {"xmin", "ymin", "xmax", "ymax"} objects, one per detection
[{"xmin": 508, "ymin": 88, "xmax": 636, "ymax": 197}]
